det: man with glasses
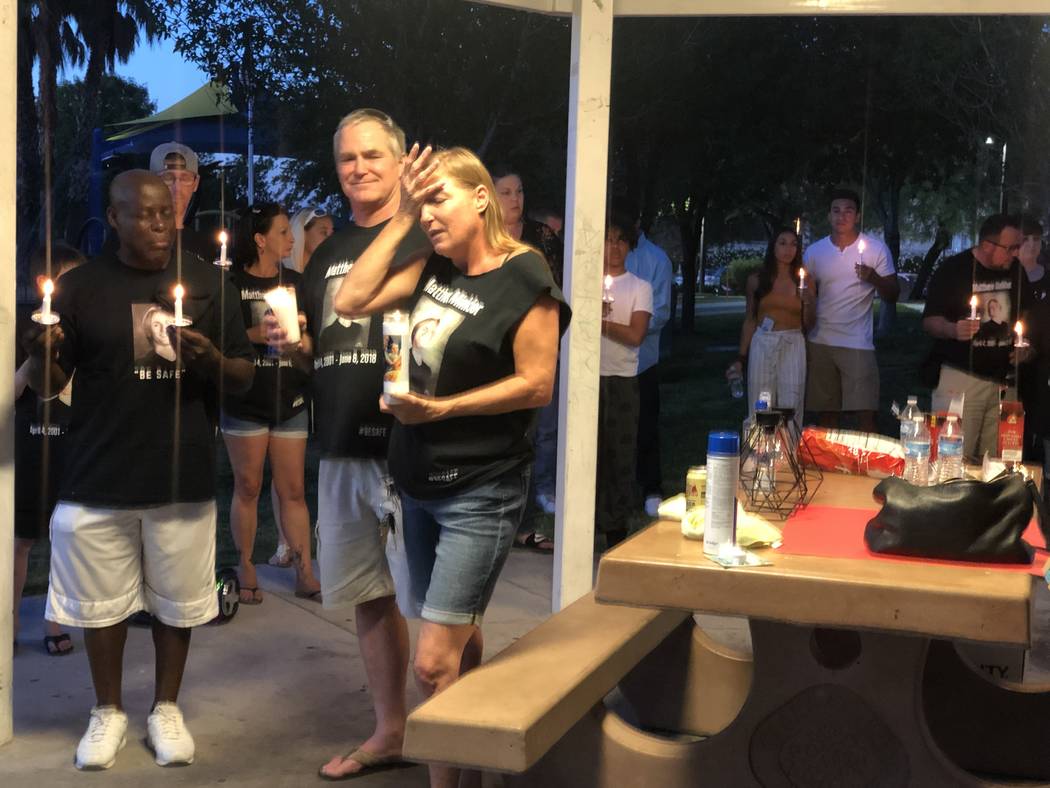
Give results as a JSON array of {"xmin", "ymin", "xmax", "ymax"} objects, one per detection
[
  {"xmin": 804, "ymin": 188, "xmax": 898, "ymax": 432},
  {"xmin": 923, "ymin": 213, "xmax": 1044, "ymax": 458},
  {"xmin": 149, "ymin": 142, "xmax": 215, "ymax": 263}
]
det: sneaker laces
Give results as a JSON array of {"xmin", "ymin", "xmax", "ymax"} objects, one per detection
[
  {"xmin": 85, "ymin": 708, "xmax": 119, "ymax": 743},
  {"xmin": 153, "ymin": 704, "xmax": 184, "ymax": 738}
]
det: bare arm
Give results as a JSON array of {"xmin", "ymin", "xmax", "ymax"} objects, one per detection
[
  {"xmin": 333, "ymin": 143, "xmax": 437, "ymax": 318},
  {"xmin": 380, "ymin": 296, "xmax": 560, "ymax": 424},
  {"xmin": 602, "ymin": 310, "xmax": 651, "ymax": 348},
  {"xmin": 332, "ymin": 212, "xmax": 429, "ymax": 317}
]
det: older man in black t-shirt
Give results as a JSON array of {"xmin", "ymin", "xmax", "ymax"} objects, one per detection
[
  {"xmin": 266, "ymin": 109, "xmax": 430, "ymax": 781},
  {"xmin": 23, "ymin": 171, "xmax": 254, "ymax": 771}
]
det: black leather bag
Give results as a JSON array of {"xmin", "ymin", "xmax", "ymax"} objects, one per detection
[{"xmin": 864, "ymin": 472, "xmax": 1050, "ymax": 564}]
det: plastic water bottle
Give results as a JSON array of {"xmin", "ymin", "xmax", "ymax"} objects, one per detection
[
  {"xmin": 902, "ymin": 415, "xmax": 930, "ymax": 486},
  {"xmin": 937, "ymin": 414, "xmax": 965, "ymax": 483},
  {"xmin": 728, "ymin": 366, "xmax": 744, "ymax": 399},
  {"xmin": 899, "ymin": 395, "xmax": 920, "ymax": 444}
]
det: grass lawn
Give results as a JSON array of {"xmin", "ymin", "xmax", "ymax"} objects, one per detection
[{"xmin": 22, "ymin": 302, "xmax": 933, "ymax": 595}]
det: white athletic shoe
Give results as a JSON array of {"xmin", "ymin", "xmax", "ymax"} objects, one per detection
[
  {"xmin": 75, "ymin": 706, "xmax": 127, "ymax": 770},
  {"xmin": 644, "ymin": 495, "xmax": 662, "ymax": 518},
  {"xmin": 146, "ymin": 702, "xmax": 195, "ymax": 766},
  {"xmin": 536, "ymin": 493, "xmax": 557, "ymax": 515}
]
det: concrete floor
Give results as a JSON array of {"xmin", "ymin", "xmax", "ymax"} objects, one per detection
[
  {"xmin": 4, "ymin": 548, "xmax": 1050, "ymax": 786},
  {"xmin": 1, "ymin": 550, "xmax": 555, "ymax": 787}
]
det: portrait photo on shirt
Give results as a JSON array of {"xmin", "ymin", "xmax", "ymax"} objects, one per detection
[
  {"xmin": 408, "ymin": 295, "xmax": 467, "ymax": 396},
  {"xmin": 972, "ymin": 289, "xmax": 1014, "ymax": 347},
  {"xmin": 247, "ymin": 299, "xmax": 269, "ymax": 330},
  {"xmin": 318, "ymin": 275, "xmax": 371, "ymax": 352},
  {"xmin": 132, "ymin": 302, "xmax": 178, "ymax": 365}
]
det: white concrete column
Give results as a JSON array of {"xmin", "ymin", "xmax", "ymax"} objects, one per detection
[
  {"xmin": 0, "ymin": 0, "xmax": 17, "ymax": 746},
  {"xmin": 552, "ymin": 0, "xmax": 613, "ymax": 611}
]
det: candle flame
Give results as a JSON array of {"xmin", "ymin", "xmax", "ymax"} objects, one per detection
[
  {"xmin": 42, "ymin": 278, "xmax": 54, "ymax": 296},
  {"xmin": 798, "ymin": 268, "xmax": 805, "ymax": 280},
  {"xmin": 174, "ymin": 284, "xmax": 185, "ymax": 300},
  {"xmin": 604, "ymin": 274, "xmax": 613, "ymax": 288},
  {"xmin": 858, "ymin": 239, "xmax": 866, "ymax": 254},
  {"xmin": 218, "ymin": 230, "xmax": 228, "ymax": 244},
  {"xmin": 970, "ymin": 295, "xmax": 978, "ymax": 307},
  {"xmin": 1015, "ymin": 320, "xmax": 1024, "ymax": 335}
]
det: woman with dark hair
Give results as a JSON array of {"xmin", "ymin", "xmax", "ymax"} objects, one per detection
[
  {"xmin": 332, "ymin": 144, "xmax": 569, "ymax": 788},
  {"xmin": 726, "ymin": 227, "xmax": 814, "ymax": 428},
  {"xmin": 223, "ymin": 203, "xmax": 319, "ymax": 603},
  {"xmin": 490, "ymin": 163, "xmax": 564, "ymax": 548}
]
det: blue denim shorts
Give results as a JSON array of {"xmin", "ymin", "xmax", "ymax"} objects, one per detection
[
  {"xmin": 400, "ymin": 466, "xmax": 529, "ymax": 626},
  {"xmin": 219, "ymin": 408, "xmax": 309, "ymax": 438}
]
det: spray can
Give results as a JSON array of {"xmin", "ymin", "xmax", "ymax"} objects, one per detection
[{"xmin": 703, "ymin": 431, "xmax": 740, "ymax": 556}]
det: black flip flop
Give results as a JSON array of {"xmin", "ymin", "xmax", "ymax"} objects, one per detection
[
  {"xmin": 514, "ymin": 532, "xmax": 554, "ymax": 553},
  {"xmin": 43, "ymin": 633, "xmax": 74, "ymax": 656}
]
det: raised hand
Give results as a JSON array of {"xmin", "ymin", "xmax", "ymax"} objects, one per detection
[
  {"xmin": 398, "ymin": 143, "xmax": 443, "ymax": 219},
  {"xmin": 21, "ymin": 323, "xmax": 64, "ymax": 362}
]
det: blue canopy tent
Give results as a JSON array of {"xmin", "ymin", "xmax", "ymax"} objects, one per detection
[{"xmin": 85, "ymin": 81, "xmax": 259, "ymax": 253}]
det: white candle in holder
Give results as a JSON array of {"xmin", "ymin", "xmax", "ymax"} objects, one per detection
[
  {"xmin": 1015, "ymin": 320, "xmax": 1026, "ymax": 347},
  {"xmin": 32, "ymin": 278, "xmax": 60, "ymax": 325},
  {"xmin": 41, "ymin": 279, "xmax": 53, "ymax": 321},
  {"xmin": 602, "ymin": 274, "xmax": 614, "ymax": 303},
  {"xmin": 382, "ymin": 310, "xmax": 410, "ymax": 400},
  {"xmin": 218, "ymin": 230, "xmax": 229, "ymax": 267},
  {"xmin": 174, "ymin": 284, "xmax": 185, "ymax": 326},
  {"xmin": 798, "ymin": 268, "xmax": 806, "ymax": 289},
  {"xmin": 264, "ymin": 286, "xmax": 301, "ymax": 344}
]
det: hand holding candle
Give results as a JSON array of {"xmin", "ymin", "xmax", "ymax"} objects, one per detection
[{"xmin": 264, "ymin": 286, "xmax": 301, "ymax": 344}]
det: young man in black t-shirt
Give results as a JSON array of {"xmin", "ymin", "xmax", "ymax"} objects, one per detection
[
  {"xmin": 23, "ymin": 171, "xmax": 254, "ymax": 771},
  {"xmin": 922, "ymin": 214, "xmax": 1043, "ymax": 458},
  {"xmin": 266, "ymin": 109, "xmax": 429, "ymax": 781}
]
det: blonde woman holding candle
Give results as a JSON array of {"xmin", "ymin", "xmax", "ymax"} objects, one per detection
[
  {"xmin": 727, "ymin": 226, "xmax": 814, "ymax": 430},
  {"xmin": 222, "ymin": 202, "xmax": 319, "ymax": 603},
  {"xmin": 332, "ymin": 144, "xmax": 569, "ymax": 788}
]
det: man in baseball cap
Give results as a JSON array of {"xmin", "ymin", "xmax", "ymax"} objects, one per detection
[{"xmin": 149, "ymin": 142, "xmax": 214, "ymax": 262}]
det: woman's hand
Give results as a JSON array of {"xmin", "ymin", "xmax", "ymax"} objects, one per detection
[
  {"xmin": 397, "ymin": 143, "xmax": 443, "ymax": 220},
  {"xmin": 262, "ymin": 312, "xmax": 306, "ymax": 356},
  {"xmin": 726, "ymin": 358, "xmax": 743, "ymax": 382},
  {"xmin": 378, "ymin": 391, "xmax": 449, "ymax": 425}
]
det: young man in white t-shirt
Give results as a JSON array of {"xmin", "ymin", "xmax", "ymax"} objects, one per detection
[
  {"xmin": 804, "ymin": 188, "xmax": 899, "ymax": 432},
  {"xmin": 598, "ymin": 214, "xmax": 653, "ymax": 548}
]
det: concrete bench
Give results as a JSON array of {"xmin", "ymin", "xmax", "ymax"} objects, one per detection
[{"xmin": 402, "ymin": 591, "xmax": 753, "ymax": 785}]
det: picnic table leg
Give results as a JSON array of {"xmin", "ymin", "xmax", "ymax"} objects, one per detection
[{"xmin": 924, "ymin": 638, "xmax": 1050, "ymax": 781}]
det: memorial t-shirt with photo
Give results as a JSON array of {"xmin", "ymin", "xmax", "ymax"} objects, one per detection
[
  {"xmin": 388, "ymin": 250, "xmax": 571, "ymax": 499},
  {"xmin": 299, "ymin": 219, "xmax": 430, "ymax": 459},
  {"xmin": 52, "ymin": 250, "xmax": 253, "ymax": 506},
  {"xmin": 923, "ymin": 250, "xmax": 1035, "ymax": 384},
  {"xmin": 223, "ymin": 267, "xmax": 309, "ymax": 424}
]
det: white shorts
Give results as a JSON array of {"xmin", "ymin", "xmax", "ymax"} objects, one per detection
[
  {"xmin": 317, "ymin": 458, "xmax": 415, "ymax": 616},
  {"xmin": 46, "ymin": 500, "xmax": 218, "ymax": 629}
]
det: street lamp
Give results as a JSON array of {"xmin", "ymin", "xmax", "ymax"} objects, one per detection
[{"xmin": 986, "ymin": 136, "xmax": 1008, "ymax": 213}]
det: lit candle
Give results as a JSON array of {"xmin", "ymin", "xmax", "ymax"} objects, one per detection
[
  {"xmin": 602, "ymin": 274, "xmax": 614, "ymax": 303},
  {"xmin": 798, "ymin": 268, "xmax": 806, "ymax": 289},
  {"xmin": 1015, "ymin": 320, "xmax": 1025, "ymax": 347},
  {"xmin": 795, "ymin": 217, "xmax": 801, "ymax": 235},
  {"xmin": 969, "ymin": 295, "xmax": 978, "ymax": 320},
  {"xmin": 174, "ymin": 284, "xmax": 184, "ymax": 326},
  {"xmin": 219, "ymin": 230, "xmax": 229, "ymax": 266},
  {"xmin": 41, "ymin": 279, "xmax": 53, "ymax": 323},
  {"xmin": 858, "ymin": 238, "xmax": 866, "ymax": 262},
  {"xmin": 264, "ymin": 286, "xmax": 301, "ymax": 344}
]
